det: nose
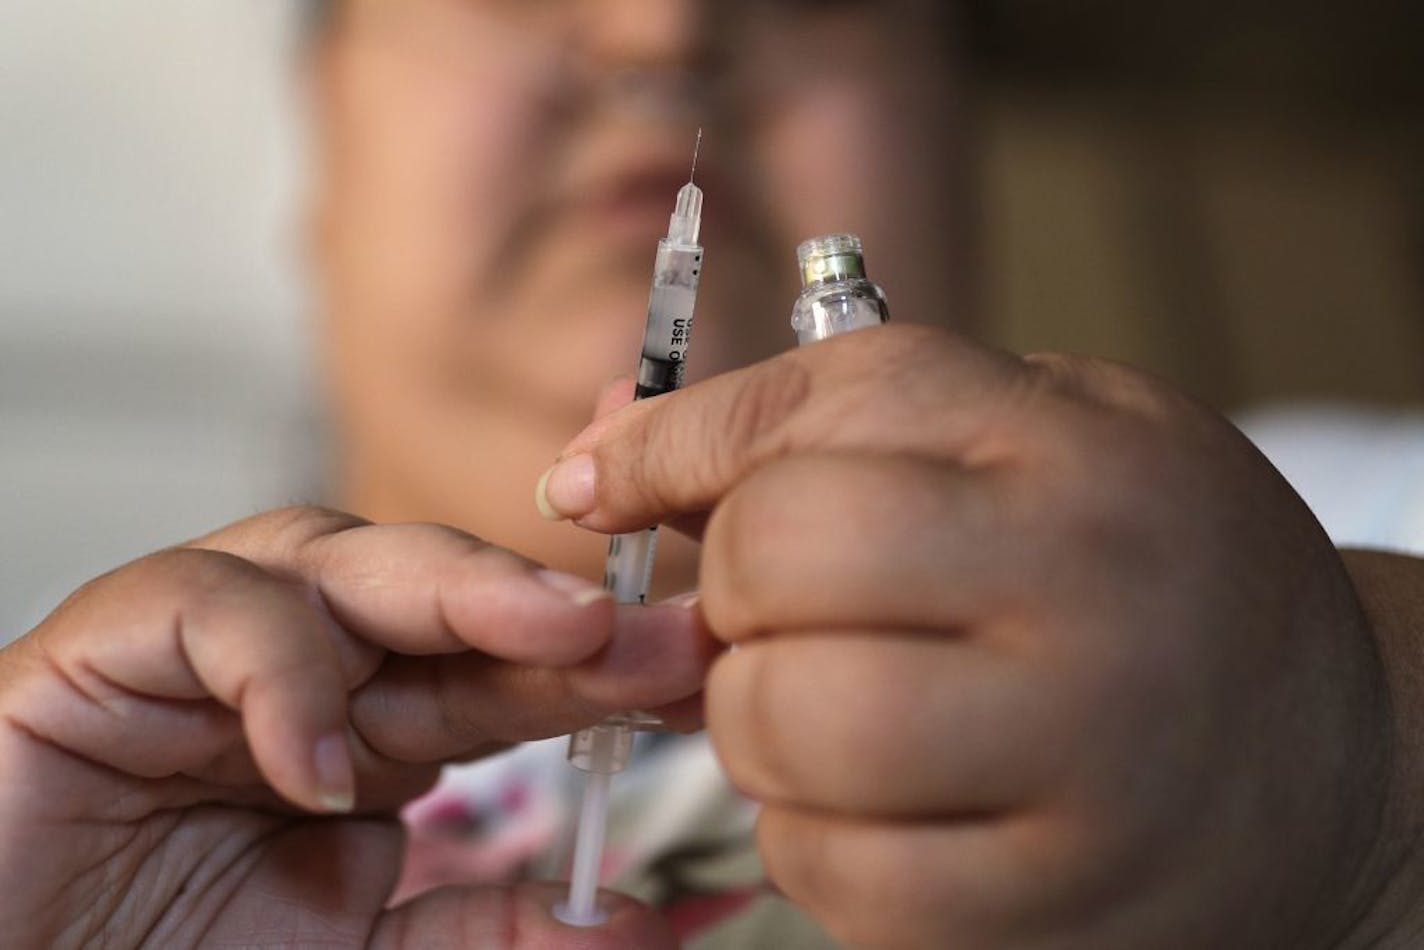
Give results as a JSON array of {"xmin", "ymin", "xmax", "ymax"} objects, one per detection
[{"xmin": 578, "ymin": 0, "xmax": 711, "ymax": 75}]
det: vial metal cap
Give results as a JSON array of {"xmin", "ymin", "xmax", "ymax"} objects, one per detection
[{"xmin": 797, "ymin": 233, "xmax": 866, "ymax": 288}]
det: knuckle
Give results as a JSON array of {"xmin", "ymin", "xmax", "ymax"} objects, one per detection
[
  {"xmin": 998, "ymin": 360, "xmax": 1174, "ymax": 538},
  {"xmin": 756, "ymin": 809, "xmax": 829, "ymax": 906},
  {"xmin": 135, "ymin": 550, "xmax": 325, "ymax": 653},
  {"xmin": 377, "ymin": 520, "xmax": 504, "ymax": 563},
  {"xmin": 612, "ymin": 359, "xmax": 811, "ymax": 518},
  {"xmin": 189, "ymin": 504, "xmax": 370, "ymax": 565},
  {"xmin": 706, "ymin": 647, "xmax": 793, "ymax": 801},
  {"xmin": 824, "ymin": 843, "xmax": 941, "ymax": 947},
  {"xmin": 1021, "ymin": 349, "xmax": 1094, "ymax": 388},
  {"xmin": 851, "ymin": 324, "xmax": 984, "ymax": 394},
  {"xmin": 700, "ymin": 455, "xmax": 825, "ymax": 635},
  {"xmin": 700, "ymin": 478, "xmax": 779, "ymax": 638},
  {"xmin": 1024, "ymin": 351, "xmax": 1179, "ymax": 426},
  {"xmin": 805, "ymin": 325, "xmax": 1021, "ymax": 455},
  {"xmin": 700, "ymin": 495, "xmax": 755, "ymax": 637},
  {"xmin": 702, "ymin": 457, "xmax": 856, "ymax": 638},
  {"xmin": 862, "ymin": 321, "xmax": 948, "ymax": 365},
  {"xmin": 880, "ymin": 847, "xmax": 952, "ymax": 923},
  {"xmin": 610, "ymin": 402, "xmax": 694, "ymax": 517},
  {"xmin": 431, "ymin": 525, "xmax": 528, "ymax": 575},
  {"xmin": 129, "ymin": 547, "xmax": 265, "ymax": 606},
  {"xmin": 260, "ymin": 505, "xmax": 372, "ymax": 555},
  {"xmin": 758, "ymin": 812, "xmax": 932, "ymax": 946},
  {"xmin": 621, "ymin": 411, "xmax": 670, "ymax": 512},
  {"xmin": 36, "ymin": 547, "xmax": 266, "ymax": 651},
  {"xmin": 730, "ymin": 456, "xmax": 825, "ymax": 527},
  {"xmin": 715, "ymin": 358, "xmax": 812, "ymax": 467}
]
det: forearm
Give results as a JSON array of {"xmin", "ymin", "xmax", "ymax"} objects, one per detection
[{"xmin": 1337, "ymin": 548, "xmax": 1424, "ymax": 948}]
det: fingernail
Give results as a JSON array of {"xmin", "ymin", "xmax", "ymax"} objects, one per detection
[
  {"xmin": 536, "ymin": 569, "xmax": 612, "ymax": 608},
  {"xmin": 313, "ymin": 732, "xmax": 355, "ymax": 813},
  {"xmin": 534, "ymin": 467, "xmax": 561, "ymax": 521},
  {"xmin": 661, "ymin": 590, "xmax": 701, "ymax": 609},
  {"xmin": 536, "ymin": 455, "xmax": 597, "ymax": 520}
]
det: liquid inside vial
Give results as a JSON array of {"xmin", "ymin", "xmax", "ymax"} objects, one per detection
[{"xmin": 791, "ymin": 234, "xmax": 889, "ymax": 345}]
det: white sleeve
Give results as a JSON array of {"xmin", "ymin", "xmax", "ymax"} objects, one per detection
[{"xmin": 1236, "ymin": 404, "xmax": 1424, "ymax": 556}]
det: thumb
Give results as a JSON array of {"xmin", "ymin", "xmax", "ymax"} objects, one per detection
[{"xmin": 371, "ymin": 881, "xmax": 678, "ymax": 949}]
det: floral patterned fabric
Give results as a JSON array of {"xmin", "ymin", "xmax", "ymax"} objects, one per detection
[{"xmin": 398, "ymin": 733, "xmax": 835, "ymax": 947}]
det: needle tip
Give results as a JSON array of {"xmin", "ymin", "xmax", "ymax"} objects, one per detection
[{"xmin": 690, "ymin": 128, "xmax": 703, "ymax": 184}]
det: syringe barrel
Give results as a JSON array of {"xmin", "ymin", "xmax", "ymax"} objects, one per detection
[
  {"xmin": 635, "ymin": 239, "xmax": 702, "ymax": 399},
  {"xmin": 567, "ymin": 232, "xmax": 704, "ymax": 774},
  {"xmin": 603, "ymin": 527, "xmax": 658, "ymax": 604}
]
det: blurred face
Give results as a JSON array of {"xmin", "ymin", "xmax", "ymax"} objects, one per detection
[{"xmin": 312, "ymin": 0, "xmax": 964, "ymax": 582}]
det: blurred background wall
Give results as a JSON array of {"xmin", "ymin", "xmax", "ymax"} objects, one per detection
[
  {"xmin": 964, "ymin": 0, "xmax": 1424, "ymax": 407},
  {"xmin": 0, "ymin": 2, "xmax": 314, "ymax": 636},
  {"xmin": 1, "ymin": 1, "xmax": 1421, "ymax": 639}
]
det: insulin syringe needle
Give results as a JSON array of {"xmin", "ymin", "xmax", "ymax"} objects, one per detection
[{"xmin": 555, "ymin": 135, "xmax": 706, "ymax": 928}]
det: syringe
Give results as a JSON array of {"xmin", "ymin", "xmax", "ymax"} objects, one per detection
[{"xmin": 554, "ymin": 132, "xmax": 705, "ymax": 928}]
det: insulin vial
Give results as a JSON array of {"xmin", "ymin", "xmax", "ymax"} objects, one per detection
[{"xmin": 791, "ymin": 233, "xmax": 890, "ymax": 344}]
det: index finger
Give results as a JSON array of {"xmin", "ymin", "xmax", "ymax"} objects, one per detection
[
  {"xmin": 191, "ymin": 507, "xmax": 618, "ymax": 668},
  {"xmin": 535, "ymin": 324, "xmax": 1022, "ymax": 533}
]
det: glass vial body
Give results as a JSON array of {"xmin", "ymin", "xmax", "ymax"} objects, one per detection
[{"xmin": 790, "ymin": 233, "xmax": 889, "ymax": 345}]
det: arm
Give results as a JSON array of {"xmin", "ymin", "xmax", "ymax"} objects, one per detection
[{"xmin": 1339, "ymin": 548, "xmax": 1424, "ymax": 949}]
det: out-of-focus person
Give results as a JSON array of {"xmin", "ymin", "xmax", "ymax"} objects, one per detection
[{"xmin": 4, "ymin": 2, "xmax": 1424, "ymax": 949}]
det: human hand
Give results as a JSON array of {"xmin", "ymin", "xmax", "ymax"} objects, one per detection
[
  {"xmin": 536, "ymin": 325, "xmax": 1393, "ymax": 948},
  {"xmin": 0, "ymin": 506, "xmax": 705, "ymax": 948}
]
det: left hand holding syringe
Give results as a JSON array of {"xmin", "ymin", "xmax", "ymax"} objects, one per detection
[
  {"xmin": 0, "ymin": 507, "xmax": 701, "ymax": 948},
  {"xmin": 536, "ymin": 324, "xmax": 1391, "ymax": 949}
]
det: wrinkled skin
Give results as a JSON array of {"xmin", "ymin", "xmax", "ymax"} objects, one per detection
[{"xmin": 0, "ymin": 507, "xmax": 708, "ymax": 947}]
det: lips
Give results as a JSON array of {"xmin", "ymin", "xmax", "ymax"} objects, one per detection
[
  {"xmin": 591, "ymin": 169, "xmax": 697, "ymax": 231},
  {"xmin": 559, "ymin": 148, "xmax": 730, "ymax": 245}
]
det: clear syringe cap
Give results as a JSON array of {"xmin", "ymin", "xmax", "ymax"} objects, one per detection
[
  {"xmin": 666, "ymin": 128, "xmax": 704, "ymax": 246},
  {"xmin": 667, "ymin": 181, "xmax": 703, "ymax": 246}
]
